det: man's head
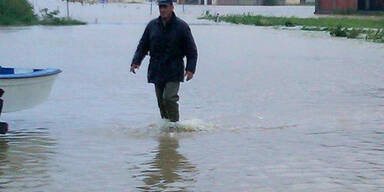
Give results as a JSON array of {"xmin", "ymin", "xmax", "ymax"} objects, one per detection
[{"xmin": 158, "ymin": 0, "xmax": 174, "ymax": 21}]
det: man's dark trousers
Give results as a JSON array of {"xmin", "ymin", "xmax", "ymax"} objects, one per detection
[{"xmin": 155, "ymin": 82, "xmax": 180, "ymax": 122}]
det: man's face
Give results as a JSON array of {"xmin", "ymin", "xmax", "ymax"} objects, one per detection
[{"xmin": 159, "ymin": 4, "xmax": 173, "ymax": 20}]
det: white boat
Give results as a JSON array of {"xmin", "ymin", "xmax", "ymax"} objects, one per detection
[{"xmin": 0, "ymin": 67, "xmax": 62, "ymax": 113}]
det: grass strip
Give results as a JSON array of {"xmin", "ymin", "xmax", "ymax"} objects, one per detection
[{"xmin": 200, "ymin": 14, "xmax": 384, "ymax": 43}]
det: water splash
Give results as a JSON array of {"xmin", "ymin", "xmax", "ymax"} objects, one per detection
[{"xmin": 149, "ymin": 119, "xmax": 215, "ymax": 133}]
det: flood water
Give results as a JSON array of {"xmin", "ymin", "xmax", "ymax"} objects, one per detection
[{"xmin": 0, "ymin": 2, "xmax": 384, "ymax": 192}]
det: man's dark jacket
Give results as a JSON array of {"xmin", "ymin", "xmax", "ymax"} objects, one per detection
[{"xmin": 131, "ymin": 12, "xmax": 198, "ymax": 84}]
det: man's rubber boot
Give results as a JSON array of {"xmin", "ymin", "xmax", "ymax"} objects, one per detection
[{"xmin": 0, "ymin": 122, "xmax": 8, "ymax": 134}]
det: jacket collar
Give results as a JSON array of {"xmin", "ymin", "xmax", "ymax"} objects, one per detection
[{"xmin": 156, "ymin": 12, "xmax": 177, "ymax": 26}]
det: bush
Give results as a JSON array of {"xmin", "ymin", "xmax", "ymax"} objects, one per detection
[
  {"xmin": 347, "ymin": 29, "xmax": 360, "ymax": 39},
  {"xmin": 284, "ymin": 20, "xmax": 295, "ymax": 27},
  {"xmin": 366, "ymin": 29, "xmax": 384, "ymax": 43},
  {"xmin": 0, "ymin": 0, "xmax": 85, "ymax": 26},
  {"xmin": 39, "ymin": 8, "xmax": 86, "ymax": 25},
  {"xmin": 330, "ymin": 25, "xmax": 347, "ymax": 37},
  {"xmin": 263, "ymin": 0, "xmax": 279, "ymax": 5},
  {"xmin": 0, "ymin": 0, "xmax": 37, "ymax": 25}
]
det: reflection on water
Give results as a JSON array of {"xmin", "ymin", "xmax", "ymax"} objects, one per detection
[
  {"xmin": 368, "ymin": 88, "xmax": 384, "ymax": 99},
  {"xmin": 0, "ymin": 27, "xmax": 31, "ymax": 34},
  {"xmin": 0, "ymin": 128, "xmax": 56, "ymax": 190},
  {"xmin": 136, "ymin": 135, "xmax": 196, "ymax": 192}
]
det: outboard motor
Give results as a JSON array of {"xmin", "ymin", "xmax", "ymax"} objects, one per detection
[{"xmin": 0, "ymin": 89, "xmax": 8, "ymax": 134}]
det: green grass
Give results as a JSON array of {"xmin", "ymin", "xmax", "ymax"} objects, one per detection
[
  {"xmin": 201, "ymin": 14, "xmax": 384, "ymax": 29},
  {"xmin": 200, "ymin": 14, "xmax": 384, "ymax": 43}
]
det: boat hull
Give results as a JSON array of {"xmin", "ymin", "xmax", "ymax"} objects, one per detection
[{"xmin": 0, "ymin": 68, "xmax": 61, "ymax": 113}]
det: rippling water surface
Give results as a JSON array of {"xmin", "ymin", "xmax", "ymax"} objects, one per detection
[{"xmin": 0, "ymin": 2, "xmax": 383, "ymax": 191}]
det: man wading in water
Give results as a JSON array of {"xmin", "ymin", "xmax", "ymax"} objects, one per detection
[{"xmin": 130, "ymin": 0, "xmax": 198, "ymax": 123}]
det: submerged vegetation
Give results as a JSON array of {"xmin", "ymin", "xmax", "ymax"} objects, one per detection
[
  {"xmin": 0, "ymin": 0, "xmax": 85, "ymax": 26},
  {"xmin": 39, "ymin": 8, "xmax": 86, "ymax": 26},
  {"xmin": 200, "ymin": 14, "xmax": 384, "ymax": 43}
]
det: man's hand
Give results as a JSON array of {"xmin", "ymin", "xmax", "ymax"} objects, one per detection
[
  {"xmin": 130, "ymin": 64, "xmax": 140, "ymax": 74},
  {"xmin": 185, "ymin": 71, "xmax": 194, "ymax": 81}
]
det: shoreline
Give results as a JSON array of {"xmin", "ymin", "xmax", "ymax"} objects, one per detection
[
  {"xmin": 0, "ymin": 17, "xmax": 86, "ymax": 26},
  {"xmin": 200, "ymin": 14, "xmax": 384, "ymax": 43}
]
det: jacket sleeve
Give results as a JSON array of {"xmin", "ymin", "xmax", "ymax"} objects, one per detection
[
  {"xmin": 131, "ymin": 24, "xmax": 150, "ymax": 66},
  {"xmin": 183, "ymin": 25, "xmax": 198, "ymax": 73}
]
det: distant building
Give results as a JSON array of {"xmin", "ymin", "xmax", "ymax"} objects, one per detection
[
  {"xmin": 177, "ymin": 0, "xmax": 294, "ymax": 5},
  {"xmin": 79, "ymin": 0, "xmax": 145, "ymax": 3},
  {"xmin": 315, "ymin": 0, "xmax": 384, "ymax": 14}
]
